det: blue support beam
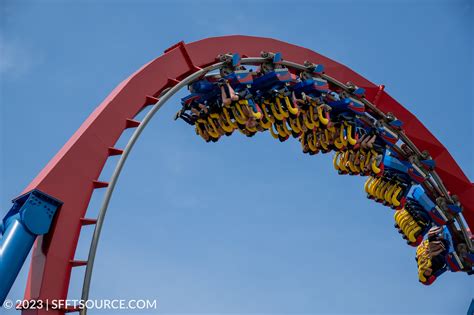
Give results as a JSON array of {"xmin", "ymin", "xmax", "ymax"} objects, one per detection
[{"xmin": 0, "ymin": 190, "xmax": 62, "ymax": 305}]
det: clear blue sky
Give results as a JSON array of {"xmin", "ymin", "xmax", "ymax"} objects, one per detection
[{"xmin": 1, "ymin": 0, "xmax": 473, "ymax": 314}]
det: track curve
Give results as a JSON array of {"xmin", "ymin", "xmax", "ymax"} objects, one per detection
[{"xmin": 19, "ymin": 35, "xmax": 473, "ymax": 315}]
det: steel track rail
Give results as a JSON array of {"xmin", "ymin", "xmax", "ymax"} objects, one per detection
[
  {"xmin": 79, "ymin": 56, "xmax": 472, "ymax": 314},
  {"xmin": 79, "ymin": 61, "xmax": 221, "ymax": 315}
]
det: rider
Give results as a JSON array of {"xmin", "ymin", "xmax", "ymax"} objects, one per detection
[
  {"xmin": 417, "ymin": 226, "xmax": 449, "ymax": 284},
  {"xmin": 219, "ymin": 79, "xmax": 239, "ymax": 106}
]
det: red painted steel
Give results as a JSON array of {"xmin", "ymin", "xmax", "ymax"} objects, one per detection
[{"xmin": 19, "ymin": 35, "xmax": 472, "ymax": 314}]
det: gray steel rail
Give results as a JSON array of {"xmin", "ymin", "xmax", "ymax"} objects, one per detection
[
  {"xmin": 79, "ymin": 62, "xmax": 220, "ymax": 314},
  {"xmin": 79, "ymin": 56, "xmax": 472, "ymax": 314}
]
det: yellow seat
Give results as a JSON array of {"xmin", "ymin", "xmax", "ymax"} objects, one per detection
[
  {"xmin": 384, "ymin": 184, "xmax": 396, "ymax": 204},
  {"xmin": 333, "ymin": 151, "xmax": 343, "ymax": 171},
  {"xmin": 309, "ymin": 106, "xmax": 319, "ymax": 128},
  {"xmin": 320, "ymin": 129, "xmax": 330, "ymax": 150},
  {"xmin": 364, "ymin": 176, "xmax": 375, "ymax": 193},
  {"xmin": 307, "ymin": 133, "xmax": 318, "ymax": 153},
  {"xmin": 275, "ymin": 97, "xmax": 289, "ymax": 118},
  {"xmin": 303, "ymin": 112, "xmax": 315, "ymax": 130},
  {"xmin": 262, "ymin": 102, "xmax": 275, "ymax": 123},
  {"xmin": 232, "ymin": 107, "xmax": 247, "ymax": 125},
  {"xmin": 281, "ymin": 119, "xmax": 293, "ymax": 137},
  {"xmin": 270, "ymin": 102, "xmax": 285, "ymax": 121},
  {"xmin": 281, "ymin": 96, "xmax": 299, "ymax": 115},
  {"xmin": 371, "ymin": 156, "xmax": 382, "ymax": 174},
  {"xmin": 259, "ymin": 117, "xmax": 272, "ymax": 130},
  {"xmin": 222, "ymin": 108, "xmax": 237, "ymax": 128},
  {"xmin": 346, "ymin": 123, "xmax": 357, "ymax": 146},
  {"xmin": 269, "ymin": 123, "xmax": 279, "ymax": 139},
  {"xmin": 317, "ymin": 105, "xmax": 329, "ymax": 125},
  {"xmin": 289, "ymin": 117, "xmax": 301, "ymax": 133},
  {"xmin": 391, "ymin": 186, "xmax": 403, "ymax": 207}
]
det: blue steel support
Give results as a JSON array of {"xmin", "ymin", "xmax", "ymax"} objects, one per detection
[
  {"xmin": 468, "ymin": 299, "xmax": 474, "ymax": 315},
  {"xmin": 0, "ymin": 189, "xmax": 62, "ymax": 305}
]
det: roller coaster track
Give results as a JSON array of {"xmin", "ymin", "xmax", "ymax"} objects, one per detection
[{"xmin": 7, "ymin": 35, "xmax": 472, "ymax": 314}]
